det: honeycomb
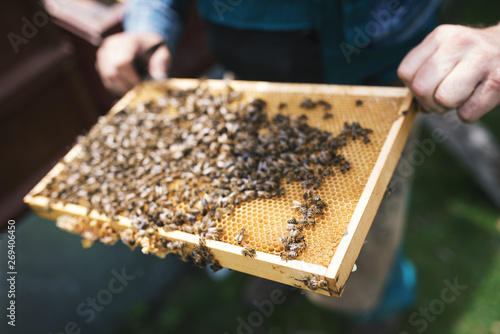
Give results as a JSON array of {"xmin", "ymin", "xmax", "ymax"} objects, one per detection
[
  {"xmin": 214, "ymin": 92, "xmax": 403, "ymax": 267},
  {"xmin": 27, "ymin": 79, "xmax": 406, "ymax": 270}
]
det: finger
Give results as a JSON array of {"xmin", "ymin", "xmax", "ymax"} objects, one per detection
[
  {"xmin": 96, "ymin": 64, "xmax": 129, "ymax": 95},
  {"xmin": 95, "ymin": 61, "xmax": 117, "ymax": 93},
  {"xmin": 409, "ymin": 50, "xmax": 459, "ymax": 113},
  {"xmin": 118, "ymin": 62, "xmax": 141, "ymax": 87},
  {"xmin": 108, "ymin": 75, "xmax": 129, "ymax": 96},
  {"xmin": 457, "ymin": 69, "xmax": 500, "ymax": 122},
  {"xmin": 99, "ymin": 66, "xmax": 130, "ymax": 95},
  {"xmin": 434, "ymin": 60, "xmax": 485, "ymax": 109},
  {"xmin": 96, "ymin": 55, "xmax": 136, "ymax": 94},
  {"xmin": 398, "ymin": 32, "xmax": 439, "ymax": 85},
  {"xmin": 148, "ymin": 45, "xmax": 171, "ymax": 80},
  {"xmin": 95, "ymin": 48, "xmax": 109, "ymax": 81}
]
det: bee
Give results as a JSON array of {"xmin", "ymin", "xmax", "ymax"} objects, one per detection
[
  {"xmin": 297, "ymin": 115, "xmax": 308, "ymax": 122},
  {"xmin": 279, "ymin": 233, "xmax": 289, "ymax": 245},
  {"xmin": 322, "ymin": 112, "xmax": 334, "ymax": 119},
  {"xmin": 289, "ymin": 242, "xmax": 307, "ymax": 252},
  {"xmin": 299, "ymin": 97, "xmax": 316, "ymax": 109},
  {"xmin": 297, "ymin": 218, "xmax": 308, "ymax": 225},
  {"xmin": 242, "ymin": 246, "xmax": 256, "ymax": 258},
  {"xmin": 305, "ymin": 208, "xmax": 315, "ymax": 219},
  {"xmin": 294, "ymin": 235, "xmax": 305, "ymax": 242},
  {"xmin": 181, "ymin": 225, "xmax": 194, "ymax": 234},
  {"xmin": 280, "ymin": 251, "xmax": 298, "ymax": 261},
  {"xmin": 278, "ymin": 102, "xmax": 287, "ymax": 110},
  {"xmin": 206, "ymin": 227, "xmax": 223, "ymax": 240},
  {"xmin": 279, "ymin": 234, "xmax": 289, "ymax": 248},
  {"xmin": 314, "ymin": 208, "xmax": 324, "ymax": 215},
  {"xmin": 305, "ymin": 219, "xmax": 316, "ymax": 227},
  {"xmin": 210, "ymin": 260, "xmax": 223, "ymax": 272},
  {"xmin": 192, "ymin": 237, "xmax": 214, "ymax": 267},
  {"xmin": 315, "ymin": 200, "xmax": 327, "ymax": 208},
  {"xmin": 355, "ymin": 99, "xmax": 363, "ymax": 106},
  {"xmin": 303, "ymin": 191, "xmax": 311, "ymax": 202},
  {"xmin": 287, "ymin": 224, "xmax": 303, "ymax": 232},
  {"xmin": 235, "ymin": 228, "xmax": 248, "ymax": 245},
  {"xmin": 189, "ymin": 208, "xmax": 201, "ymax": 215},
  {"xmin": 287, "ymin": 218, "xmax": 298, "ymax": 225},
  {"xmin": 191, "ymin": 249, "xmax": 206, "ymax": 268},
  {"xmin": 294, "ymin": 275, "xmax": 328, "ymax": 291},
  {"xmin": 289, "ymin": 229, "xmax": 300, "ymax": 240},
  {"xmin": 308, "ymin": 275, "xmax": 329, "ymax": 290},
  {"xmin": 292, "ymin": 200, "xmax": 304, "ymax": 211},
  {"xmin": 215, "ymin": 210, "xmax": 222, "ymax": 221},
  {"xmin": 300, "ymin": 206, "xmax": 309, "ymax": 217},
  {"xmin": 316, "ymin": 100, "xmax": 332, "ymax": 111},
  {"xmin": 202, "ymin": 198, "xmax": 208, "ymax": 209},
  {"xmin": 310, "ymin": 194, "xmax": 321, "ymax": 203},
  {"xmin": 170, "ymin": 241, "xmax": 187, "ymax": 251},
  {"xmin": 186, "ymin": 213, "xmax": 197, "ymax": 223}
]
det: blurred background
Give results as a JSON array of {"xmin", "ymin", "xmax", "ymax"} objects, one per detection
[{"xmin": 0, "ymin": 0, "xmax": 499, "ymax": 333}]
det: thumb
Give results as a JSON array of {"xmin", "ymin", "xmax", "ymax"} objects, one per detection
[{"xmin": 148, "ymin": 45, "xmax": 171, "ymax": 80}]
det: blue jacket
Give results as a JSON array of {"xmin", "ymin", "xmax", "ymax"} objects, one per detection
[{"xmin": 124, "ymin": 0, "xmax": 441, "ymax": 84}]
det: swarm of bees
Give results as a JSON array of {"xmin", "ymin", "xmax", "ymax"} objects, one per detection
[
  {"xmin": 38, "ymin": 79, "xmax": 373, "ymax": 271},
  {"xmin": 279, "ymin": 191, "xmax": 327, "ymax": 261}
]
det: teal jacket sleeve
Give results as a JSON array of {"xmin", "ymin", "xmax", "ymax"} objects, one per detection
[{"xmin": 124, "ymin": 0, "xmax": 190, "ymax": 53}]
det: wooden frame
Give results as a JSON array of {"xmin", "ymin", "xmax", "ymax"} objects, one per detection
[{"xmin": 24, "ymin": 79, "xmax": 418, "ymax": 296}]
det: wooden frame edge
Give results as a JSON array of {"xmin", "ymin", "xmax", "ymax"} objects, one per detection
[
  {"xmin": 325, "ymin": 94, "xmax": 417, "ymax": 289},
  {"xmin": 23, "ymin": 79, "xmax": 417, "ymax": 298}
]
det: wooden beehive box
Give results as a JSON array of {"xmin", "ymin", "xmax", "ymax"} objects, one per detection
[{"xmin": 24, "ymin": 79, "xmax": 418, "ymax": 297}]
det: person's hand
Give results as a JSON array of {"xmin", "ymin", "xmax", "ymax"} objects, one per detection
[
  {"xmin": 398, "ymin": 24, "xmax": 500, "ymax": 122},
  {"xmin": 96, "ymin": 32, "xmax": 171, "ymax": 95}
]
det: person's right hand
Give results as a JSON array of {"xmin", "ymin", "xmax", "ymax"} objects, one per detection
[{"xmin": 96, "ymin": 32, "xmax": 171, "ymax": 96}]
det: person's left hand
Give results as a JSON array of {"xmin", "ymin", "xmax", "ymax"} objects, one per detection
[{"xmin": 398, "ymin": 23, "xmax": 500, "ymax": 122}]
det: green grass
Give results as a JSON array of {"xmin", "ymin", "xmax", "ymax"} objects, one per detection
[{"xmin": 400, "ymin": 127, "xmax": 500, "ymax": 334}]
